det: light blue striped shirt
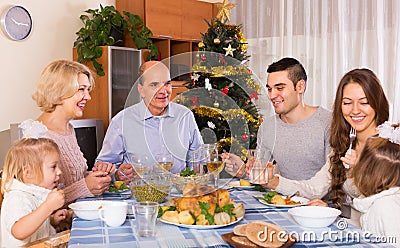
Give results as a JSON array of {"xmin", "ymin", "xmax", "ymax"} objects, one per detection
[{"xmin": 96, "ymin": 101, "xmax": 203, "ymax": 174}]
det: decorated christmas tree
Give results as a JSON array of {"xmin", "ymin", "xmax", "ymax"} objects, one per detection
[{"xmin": 176, "ymin": 1, "xmax": 262, "ymax": 160}]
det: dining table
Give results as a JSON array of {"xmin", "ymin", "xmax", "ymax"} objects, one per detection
[{"xmin": 68, "ymin": 179, "xmax": 394, "ymax": 248}]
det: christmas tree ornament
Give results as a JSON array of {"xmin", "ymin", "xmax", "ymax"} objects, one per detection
[
  {"xmin": 241, "ymin": 133, "xmax": 249, "ymax": 141},
  {"xmin": 201, "ymin": 54, "xmax": 207, "ymax": 61},
  {"xmin": 215, "ymin": 0, "xmax": 238, "ymax": 23},
  {"xmin": 213, "ymin": 101, "xmax": 220, "ymax": 108},
  {"xmin": 223, "ymin": 44, "xmax": 236, "ymax": 56},
  {"xmin": 198, "ymin": 42, "xmax": 205, "ymax": 48},
  {"xmin": 191, "ymin": 73, "xmax": 200, "ymax": 81},
  {"xmin": 221, "ymin": 86, "xmax": 229, "ymax": 95},
  {"xmin": 191, "ymin": 96, "xmax": 199, "ymax": 107},
  {"xmin": 205, "ymin": 78, "xmax": 212, "ymax": 91},
  {"xmin": 214, "ymin": 38, "xmax": 221, "ymax": 44}
]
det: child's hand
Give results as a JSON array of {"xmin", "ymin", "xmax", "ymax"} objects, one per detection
[
  {"xmin": 46, "ymin": 188, "xmax": 65, "ymax": 210},
  {"xmin": 52, "ymin": 209, "xmax": 68, "ymax": 225}
]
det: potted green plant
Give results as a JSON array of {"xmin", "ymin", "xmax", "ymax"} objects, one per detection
[
  {"xmin": 74, "ymin": 5, "xmax": 158, "ymax": 76},
  {"xmin": 74, "ymin": 5, "xmax": 125, "ymax": 76},
  {"xmin": 123, "ymin": 12, "xmax": 158, "ymax": 61}
]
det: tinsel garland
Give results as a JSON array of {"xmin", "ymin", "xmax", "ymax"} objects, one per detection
[
  {"xmin": 192, "ymin": 106, "xmax": 262, "ymax": 126},
  {"xmin": 245, "ymin": 77, "xmax": 262, "ymax": 92},
  {"xmin": 192, "ymin": 64, "xmax": 251, "ymax": 77}
]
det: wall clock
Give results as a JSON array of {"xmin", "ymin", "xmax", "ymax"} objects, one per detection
[{"xmin": 1, "ymin": 5, "xmax": 33, "ymax": 41}]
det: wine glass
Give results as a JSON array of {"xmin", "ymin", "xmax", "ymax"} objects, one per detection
[
  {"xmin": 130, "ymin": 154, "xmax": 149, "ymax": 177},
  {"xmin": 205, "ymin": 146, "xmax": 224, "ymax": 188},
  {"xmin": 155, "ymin": 152, "xmax": 174, "ymax": 172}
]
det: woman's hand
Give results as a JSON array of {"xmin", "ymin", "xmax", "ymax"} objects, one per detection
[
  {"xmin": 307, "ymin": 198, "xmax": 328, "ymax": 207},
  {"xmin": 85, "ymin": 171, "xmax": 112, "ymax": 196},
  {"xmin": 223, "ymin": 153, "xmax": 246, "ymax": 177},
  {"xmin": 340, "ymin": 149, "xmax": 358, "ymax": 169}
]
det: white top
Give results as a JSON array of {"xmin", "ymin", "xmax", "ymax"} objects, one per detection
[
  {"xmin": 353, "ymin": 187, "xmax": 400, "ymax": 248},
  {"xmin": 276, "ymin": 159, "xmax": 362, "ymax": 224},
  {"xmin": 1, "ymin": 179, "xmax": 55, "ymax": 247},
  {"xmin": 276, "ymin": 159, "xmax": 360, "ymax": 200}
]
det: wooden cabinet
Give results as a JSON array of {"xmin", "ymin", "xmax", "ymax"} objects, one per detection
[
  {"xmin": 117, "ymin": 0, "xmax": 213, "ymax": 40},
  {"xmin": 73, "ymin": 46, "xmax": 142, "ymax": 129}
]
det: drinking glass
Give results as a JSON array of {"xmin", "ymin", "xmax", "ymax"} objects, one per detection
[
  {"xmin": 205, "ymin": 146, "xmax": 224, "ymax": 188},
  {"xmin": 130, "ymin": 154, "xmax": 149, "ymax": 177},
  {"xmin": 155, "ymin": 152, "xmax": 174, "ymax": 172},
  {"xmin": 248, "ymin": 149, "xmax": 269, "ymax": 184},
  {"xmin": 133, "ymin": 201, "xmax": 159, "ymax": 237},
  {"xmin": 189, "ymin": 149, "xmax": 204, "ymax": 174}
]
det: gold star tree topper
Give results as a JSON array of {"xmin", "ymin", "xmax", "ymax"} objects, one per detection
[{"xmin": 215, "ymin": 0, "xmax": 238, "ymax": 23}]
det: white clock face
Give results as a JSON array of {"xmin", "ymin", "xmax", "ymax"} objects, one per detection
[{"xmin": 1, "ymin": 6, "xmax": 32, "ymax": 41}]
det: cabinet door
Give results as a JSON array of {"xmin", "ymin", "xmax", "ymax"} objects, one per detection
[
  {"xmin": 145, "ymin": 0, "xmax": 182, "ymax": 39},
  {"xmin": 181, "ymin": 0, "xmax": 213, "ymax": 40}
]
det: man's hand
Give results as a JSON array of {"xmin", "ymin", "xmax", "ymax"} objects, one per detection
[
  {"xmin": 85, "ymin": 171, "xmax": 112, "ymax": 196},
  {"xmin": 115, "ymin": 163, "xmax": 134, "ymax": 185},
  {"xmin": 223, "ymin": 153, "xmax": 246, "ymax": 177},
  {"xmin": 93, "ymin": 161, "xmax": 115, "ymax": 174}
]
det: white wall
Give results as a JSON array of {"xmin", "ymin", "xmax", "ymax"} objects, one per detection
[{"xmin": 0, "ymin": 0, "xmax": 114, "ymax": 132}]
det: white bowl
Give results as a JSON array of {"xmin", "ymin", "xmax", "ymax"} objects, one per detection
[
  {"xmin": 288, "ymin": 206, "xmax": 341, "ymax": 228},
  {"xmin": 69, "ymin": 200, "xmax": 108, "ymax": 220}
]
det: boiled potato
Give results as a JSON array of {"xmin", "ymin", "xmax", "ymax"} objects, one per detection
[
  {"xmin": 240, "ymin": 179, "xmax": 251, "ymax": 186},
  {"xmin": 178, "ymin": 210, "xmax": 195, "ymax": 225},
  {"xmin": 270, "ymin": 195, "xmax": 286, "ymax": 205},
  {"xmin": 232, "ymin": 202, "xmax": 245, "ymax": 218},
  {"xmin": 196, "ymin": 214, "xmax": 210, "ymax": 225},
  {"xmin": 161, "ymin": 211, "xmax": 179, "ymax": 224},
  {"xmin": 114, "ymin": 181, "xmax": 124, "ymax": 190},
  {"xmin": 214, "ymin": 212, "xmax": 231, "ymax": 225}
]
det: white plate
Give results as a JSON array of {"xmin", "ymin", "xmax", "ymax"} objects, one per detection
[
  {"xmin": 103, "ymin": 189, "xmax": 131, "ymax": 195},
  {"xmin": 257, "ymin": 195, "xmax": 309, "ymax": 208},
  {"xmin": 225, "ymin": 181, "xmax": 254, "ymax": 189},
  {"xmin": 159, "ymin": 216, "xmax": 244, "ymax": 229}
]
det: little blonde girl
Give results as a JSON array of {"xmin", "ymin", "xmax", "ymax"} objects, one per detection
[
  {"xmin": 1, "ymin": 138, "xmax": 67, "ymax": 247},
  {"xmin": 351, "ymin": 122, "xmax": 400, "ymax": 247}
]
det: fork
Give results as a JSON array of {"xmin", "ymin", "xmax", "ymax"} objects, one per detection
[{"xmin": 344, "ymin": 127, "xmax": 356, "ymax": 169}]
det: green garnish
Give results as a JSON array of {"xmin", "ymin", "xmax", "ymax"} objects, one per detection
[
  {"xmin": 253, "ymin": 184, "xmax": 267, "ymax": 192},
  {"xmin": 180, "ymin": 167, "xmax": 196, "ymax": 177},
  {"xmin": 157, "ymin": 206, "xmax": 176, "ymax": 218},
  {"xmin": 262, "ymin": 191, "xmax": 278, "ymax": 203},
  {"xmin": 199, "ymin": 201, "xmax": 214, "ymax": 225},
  {"xmin": 215, "ymin": 203, "xmax": 235, "ymax": 216}
]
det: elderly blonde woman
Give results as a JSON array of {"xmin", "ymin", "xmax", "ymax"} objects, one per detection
[{"xmin": 19, "ymin": 60, "xmax": 113, "ymax": 205}]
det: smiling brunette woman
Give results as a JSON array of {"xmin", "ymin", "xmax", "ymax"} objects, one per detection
[
  {"xmin": 18, "ymin": 60, "xmax": 113, "ymax": 206},
  {"xmin": 262, "ymin": 68, "xmax": 389, "ymax": 224}
]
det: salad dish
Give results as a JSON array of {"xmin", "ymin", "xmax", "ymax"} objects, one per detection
[{"xmin": 255, "ymin": 191, "xmax": 309, "ymax": 208}]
